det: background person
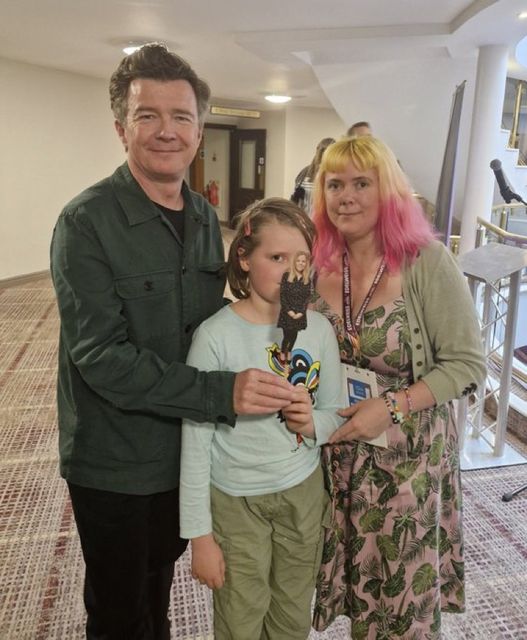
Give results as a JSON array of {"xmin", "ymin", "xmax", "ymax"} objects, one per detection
[
  {"xmin": 50, "ymin": 44, "xmax": 294, "ymax": 640},
  {"xmin": 180, "ymin": 198, "xmax": 343, "ymax": 640},
  {"xmin": 346, "ymin": 120, "xmax": 372, "ymax": 136},
  {"xmin": 291, "ymin": 137, "xmax": 335, "ymax": 216},
  {"xmin": 309, "ymin": 135, "xmax": 485, "ymax": 638}
]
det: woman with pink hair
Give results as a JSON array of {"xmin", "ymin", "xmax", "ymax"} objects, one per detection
[{"xmin": 310, "ymin": 136, "xmax": 485, "ymax": 638}]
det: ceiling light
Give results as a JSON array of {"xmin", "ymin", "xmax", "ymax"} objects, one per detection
[
  {"xmin": 123, "ymin": 44, "xmax": 143, "ymax": 55},
  {"xmin": 519, "ymin": 11, "xmax": 527, "ymax": 19},
  {"xmin": 265, "ymin": 94, "xmax": 292, "ymax": 104}
]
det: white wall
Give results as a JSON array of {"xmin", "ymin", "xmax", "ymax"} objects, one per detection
[
  {"xmin": 209, "ymin": 106, "xmax": 343, "ymax": 200},
  {"xmin": 0, "ymin": 58, "xmax": 124, "ymax": 280},
  {"xmin": 203, "ymin": 128, "xmax": 230, "ymax": 222},
  {"xmin": 312, "ymin": 57, "xmax": 478, "ymax": 220},
  {"xmin": 0, "ymin": 56, "xmax": 344, "ymax": 279},
  {"xmin": 283, "ymin": 107, "xmax": 346, "ymax": 198}
]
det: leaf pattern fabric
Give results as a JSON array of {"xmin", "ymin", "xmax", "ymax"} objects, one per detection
[{"xmin": 312, "ymin": 295, "xmax": 464, "ymax": 639}]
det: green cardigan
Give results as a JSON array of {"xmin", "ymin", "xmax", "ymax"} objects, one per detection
[{"xmin": 402, "ymin": 240, "xmax": 486, "ymax": 405}]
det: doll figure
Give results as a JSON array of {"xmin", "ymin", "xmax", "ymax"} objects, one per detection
[{"xmin": 277, "ymin": 251, "xmax": 312, "ymax": 363}]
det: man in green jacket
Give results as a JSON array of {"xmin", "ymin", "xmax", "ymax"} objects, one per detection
[{"xmin": 50, "ymin": 43, "xmax": 294, "ymax": 640}]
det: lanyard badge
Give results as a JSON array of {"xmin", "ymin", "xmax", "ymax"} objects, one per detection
[{"xmin": 342, "ymin": 252, "xmax": 386, "ymax": 360}]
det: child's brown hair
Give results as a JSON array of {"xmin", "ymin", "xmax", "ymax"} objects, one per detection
[{"xmin": 227, "ymin": 197, "xmax": 316, "ymax": 300}]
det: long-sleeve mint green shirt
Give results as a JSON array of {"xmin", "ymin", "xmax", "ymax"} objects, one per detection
[{"xmin": 179, "ymin": 306, "xmax": 344, "ymax": 539}]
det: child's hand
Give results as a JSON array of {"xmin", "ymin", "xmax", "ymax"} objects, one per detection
[
  {"xmin": 191, "ymin": 533, "xmax": 225, "ymax": 589},
  {"xmin": 283, "ymin": 386, "xmax": 315, "ymax": 438}
]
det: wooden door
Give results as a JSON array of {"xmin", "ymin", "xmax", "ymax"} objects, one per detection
[
  {"xmin": 189, "ymin": 135, "xmax": 205, "ymax": 194},
  {"xmin": 229, "ymin": 129, "xmax": 266, "ymax": 226}
]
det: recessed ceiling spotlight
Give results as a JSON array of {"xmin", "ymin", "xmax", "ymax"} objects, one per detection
[
  {"xmin": 123, "ymin": 43, "xmax": 144, "ymax": 55},
  {"xmin": 519, "ymin": 11, "xmax": 527, "ymax": 19},
  {"xmin": 265, "ymin": 94, "xmax": 292, "ymax": 104}
]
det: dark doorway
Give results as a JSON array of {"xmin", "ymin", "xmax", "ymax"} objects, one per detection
[
  {"xmin": 189, "ymin": 135, "xmax": 205, "ymax": 195},
  {"xmin": 189, "ymin": 125, "xmax": 266, "ymax": 227},
  {"xmin": 229, "ymin": 129, "xmax": 266, "ymax": 226}
]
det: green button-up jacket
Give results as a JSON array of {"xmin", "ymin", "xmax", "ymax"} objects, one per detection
[{"xmin": 50, "ymin": 163, "xmax": 235, "ymax": 494}]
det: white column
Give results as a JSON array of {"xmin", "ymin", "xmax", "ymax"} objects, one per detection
[{"xmin": 459, "ymin": 45, "xmax": 508, "ymax": 255}]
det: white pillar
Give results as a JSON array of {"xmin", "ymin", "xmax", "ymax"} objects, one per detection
[{"xmin": 459, "ymin": 45, "xmax": 508, "ymax": 255}]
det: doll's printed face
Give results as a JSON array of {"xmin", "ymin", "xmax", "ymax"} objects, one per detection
[{"xmin": 294, "ymin": 254, "xmax": 308, "ymax": 274}]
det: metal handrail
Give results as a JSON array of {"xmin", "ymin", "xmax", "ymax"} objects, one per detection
[
  {"xmin": 474, "ymin": 216, "xmax": 527, "ymax": 386},
  {"xmin": 476, "ymin": 217, "xmax": 527, "ymax": 246},
  {"xmin": 490, "ymin": 203, "xmax": 527, "ymax": 231},
  {"xmin": 491, "ymin": 203, "xmax": 526, "ymax": 213},
  {"xmin": 448, "ymin": 217, "xmax": 527, "ymax": 255}
]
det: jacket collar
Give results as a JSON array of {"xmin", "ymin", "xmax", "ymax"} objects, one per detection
[{"xmin": 111, "ymin": 162, "xmax": 208, "ymax": 227}]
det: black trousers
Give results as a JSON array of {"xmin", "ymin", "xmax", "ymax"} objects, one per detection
[
  {"xmin": 281, "ymin": 328, "xmax": 299, "ymax": 357},
  {"xmin": 68, "ymin": 483, "xmax": 188, "ymax": 640}
]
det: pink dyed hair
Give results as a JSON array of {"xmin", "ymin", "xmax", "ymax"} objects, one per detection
[{"xmin": 312, "ymin": 136, "xmax": 436, "ymax": 273}]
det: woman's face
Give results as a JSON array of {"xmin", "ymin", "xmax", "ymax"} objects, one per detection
[
  {"xmin": 324, "ymin": 162, "xmax": 380, "ymax": 243},
  {"xmin": 294, "ymin": 254, "xmax": 308, "ymax": 274}
]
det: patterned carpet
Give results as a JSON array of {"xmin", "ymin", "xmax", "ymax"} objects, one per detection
[{"xmin": 1, "ymin": 276, "xmax": 527, "ymax": 639}]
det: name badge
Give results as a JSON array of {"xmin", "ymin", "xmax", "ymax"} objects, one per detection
[{"xmin": 341, "ymin": 364, "xmax": 388, "ymax": 448}]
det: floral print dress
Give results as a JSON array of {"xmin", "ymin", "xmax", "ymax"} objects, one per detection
[{"xmin": 312, "ymin": 293, "xmax": 464, "ymax": 640}]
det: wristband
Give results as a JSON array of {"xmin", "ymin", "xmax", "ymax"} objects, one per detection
[
  {"xmin": 382, "ymin": 391, "xmax": 404, "ymax": 425},
  {"xmin": 402, "ymin": 386, "xmax": 414, "ymax": 413}
]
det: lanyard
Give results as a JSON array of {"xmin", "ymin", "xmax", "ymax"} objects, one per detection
[{"xmin": 342, "ymin": 252, "xmax": 386, "ymax": 358}]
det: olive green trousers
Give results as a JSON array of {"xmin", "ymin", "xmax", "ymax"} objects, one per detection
[{"xmin": 211, "ymin": 465, "xmax": 330, "ymax": 640}]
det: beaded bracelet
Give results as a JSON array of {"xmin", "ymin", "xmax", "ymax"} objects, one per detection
[
  {"xmin": 402, "ymin": 385, "xmax": 414, "ymax": 413},
  {"xmin": 382, "ymin": 391, "xmax": 404, "ymax": 425}
]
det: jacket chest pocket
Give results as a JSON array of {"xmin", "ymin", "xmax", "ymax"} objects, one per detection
[
  {"xmin": 192, "ymin": 261, "xmax": 227, "ymax": 319},
  {"xmin": 115, "ymin": 270, "xmax": 179, "ymax": 342}
]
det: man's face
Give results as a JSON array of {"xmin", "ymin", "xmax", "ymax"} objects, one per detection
[{"xmin": 115, "ymin": 78, "xmax": 202, "ymax": 185}]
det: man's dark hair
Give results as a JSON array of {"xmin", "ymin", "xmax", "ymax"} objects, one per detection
[{"xmin": 109, "ymin": 43, "xmax": 211, "ymax": 125}]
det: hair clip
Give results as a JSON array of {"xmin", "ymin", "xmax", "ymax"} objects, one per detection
[{"xmin": 244, "ymin": 220, "xmax": 251, "ymax": 236}]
